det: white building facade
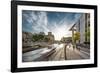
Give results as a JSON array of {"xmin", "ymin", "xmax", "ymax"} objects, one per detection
[{"xmin": 70, "ymin": 13, "xmax": 90, "ymax": 44}]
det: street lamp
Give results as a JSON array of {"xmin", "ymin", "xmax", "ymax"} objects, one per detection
[{"xmin": 64, "ymin": 44, "xmax": 67, "ymax": 60}]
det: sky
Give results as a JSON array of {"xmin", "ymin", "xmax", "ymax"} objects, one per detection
[{"xmin": 22, "ymin": 10, "xmax": 82, "ymax": 40}]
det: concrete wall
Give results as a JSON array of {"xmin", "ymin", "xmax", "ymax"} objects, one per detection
[{"xmin": 79, "ymin": 14, "xmax": 86, "ymax": 44}]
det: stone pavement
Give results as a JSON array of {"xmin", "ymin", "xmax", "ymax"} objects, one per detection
[{"xmin": 48, "ymin": 43, "xmax": 90, "ymax": 61}]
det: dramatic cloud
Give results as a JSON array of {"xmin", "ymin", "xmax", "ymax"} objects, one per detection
[
  {"xmin": 22, "ymin": 11, "xmax": 49, "ymax": 33},
  {"xmin": 22, "ymin": 10, "xmax": 82, "ymax": 40}
]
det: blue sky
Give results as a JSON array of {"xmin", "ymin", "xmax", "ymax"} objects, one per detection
[{"xmin": 22, "ymin": 10, "xmax": 82, "ymax": 40}]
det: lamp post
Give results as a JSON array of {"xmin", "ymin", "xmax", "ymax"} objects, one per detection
[{"xmin": 64, "ymin": 44, "xmax": 67, "ymax": 60}]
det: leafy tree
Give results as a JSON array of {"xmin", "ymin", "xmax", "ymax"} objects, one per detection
[
  {"xmin": 32, "ymin": 34, "xmax": 39, "ymax": 42},
  {"xmin": 74, "ymin": 32, "xmax": 80, "ymax": 43},
  {"xmin": 32, "ymin": 33, "xmax": 45, "ymax": 42},
  {"xmin": 73, "ymin": 32, "xmax": 80, "ymax": 49},
  {"xmin": 44, "ymin": 37, "xmax": 49, "ymax": 42},
  {"xmin": 38, "ymin": 34, "xmax": 44, "ymax": 41},
  {"xmin": 85, "ymin": 27, "xmax": 90, "ymax": 42}
]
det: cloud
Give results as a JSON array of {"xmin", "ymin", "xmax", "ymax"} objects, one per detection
[
  {"xmin": 22, "ymin": 10, "xmax": 49, "ymax": 33},
  {"xmin": 49, "ymin": 16, "xmax": 72, "ymax": 40},
  {"xmin": 22, "ymin": 10, "xmax": 81, "ymax": 40}
]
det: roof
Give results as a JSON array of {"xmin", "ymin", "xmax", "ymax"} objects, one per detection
[{"xmin": 69, "ymin": 24, "xmax": 76, "ymax": 31}]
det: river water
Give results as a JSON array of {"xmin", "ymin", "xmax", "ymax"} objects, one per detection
[{"xmin": 22, "ymin": 44, "xmax": 60, "ymax": 62}]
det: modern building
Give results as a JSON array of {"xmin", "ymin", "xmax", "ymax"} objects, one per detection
[{"xmin": 69, "ymin": 13, "xmax": 90, "ymax": 44}]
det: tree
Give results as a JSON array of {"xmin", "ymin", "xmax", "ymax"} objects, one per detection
[
  {"xmin": 85, "ymin": 27, "xmax": 90, "ymax": 43},
  {"xmin": 32, "ymin": 33, "xmax": 45, "ymax": 42},
  {"xmin": 74, "ymin": 32, "xmax": 80, "ymax": 43},
  {"xmin": 32, "ymin": 34, "xmax": 39, "ymax": 42},
  {"xmin": 44, "ymin": 37, "xmax": 49, "ymax": 42},
  {"xmin": 73, "ymin": 32, "xmax": 80, "ymax": 49}
]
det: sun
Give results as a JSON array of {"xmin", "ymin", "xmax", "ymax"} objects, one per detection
[{"xmin": 52, "ymin": 25, "xmax": 71, "ymax": 41}]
